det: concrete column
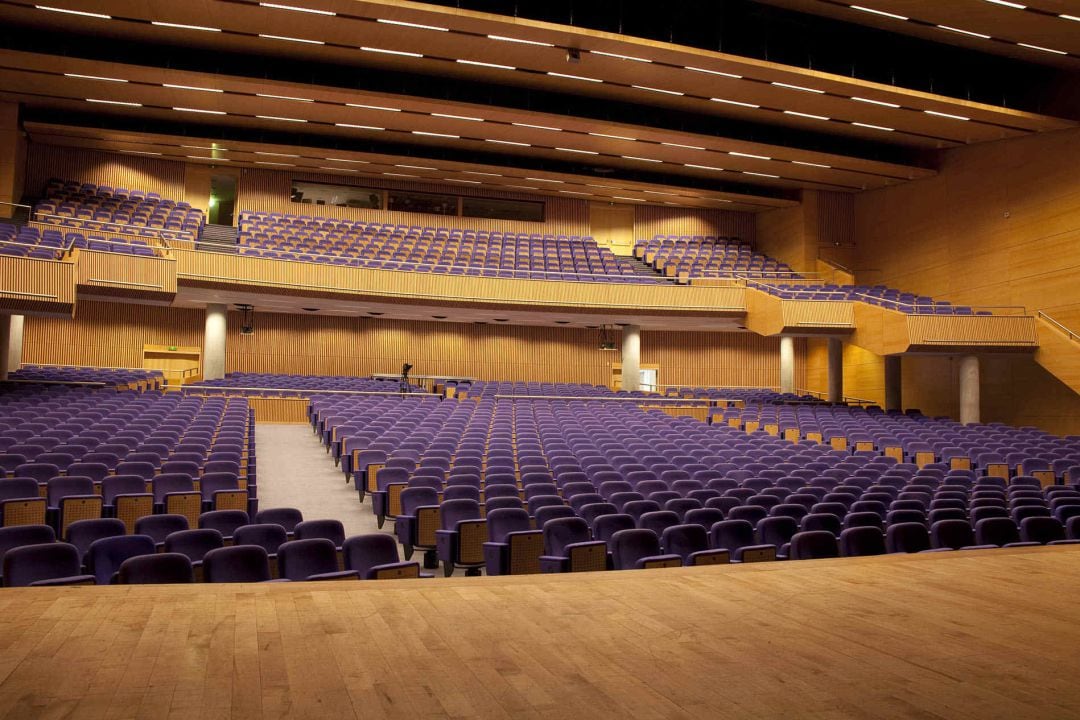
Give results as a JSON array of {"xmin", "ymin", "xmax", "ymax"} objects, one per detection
[
  {"xmin": 827, "ymin": 337, "xmax": 844, "ymax": 403},
  {"xmin": 0, "ymin": 316, "xmax": 10, "ymax": 381},
  {"xmin": 959, "ymin": 355, "xmax": 981, "ymax": 425},
  {"xmin": 6, "ymin": 314, "xmax": 22, "ymax": 375},
  {"xmin": 779, "ymin": 335, "xmax": 795, "ymax": 395},
  {"xmin": 884, "ymin": 355, "xmax": 902, "ymax": 412},
  {"xmin": 621, "ymin": 324, "xmax": 640, "ymax": 392},
  {"xmin": 204, "ymin": 303, "xmax": 228, "ymax": 381}
]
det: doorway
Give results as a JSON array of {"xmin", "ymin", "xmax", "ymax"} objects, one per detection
[
  {"xmin": 209, "ymin": 174, "xmax": 238, "ymax": 226},
  {"xmin": 611, "ymin": 363, "xmax": 661, "ymax": 392}
]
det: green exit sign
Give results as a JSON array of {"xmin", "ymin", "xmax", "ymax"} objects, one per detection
[{"xmin": 168, "ymin": 345, "xmax": 178, "ymax": 351}]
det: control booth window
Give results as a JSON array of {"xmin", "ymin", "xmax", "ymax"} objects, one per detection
[
  {"xmin": 387, "ymin": 190, "xmax": 458, "ymax": 216},
  {"xmin": 462, "ymin": 196, "xmax": 544, "ymax": 222},
  {"xmin": 291, "ymin": 180, "xmax": 382, "ymax": 209}
]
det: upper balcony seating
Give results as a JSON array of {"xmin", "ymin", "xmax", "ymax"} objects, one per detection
[
  {"xmin": 33, "ymin": 179, "xmax": 205, "ymax": 240},
  {"xmin": 0, "ymin": 223, "xmax": 162, "ymax": 259},
  {"xmin": 11, "ymin": 365, "xmax": 164, "ymax": 389},
  {"xmin": 185, "ymin": 373, "xmax": 425, "ymax": 395},
  {"xmin": 234, "ymin": 211, "xmax": 664, "ymax": 283}
]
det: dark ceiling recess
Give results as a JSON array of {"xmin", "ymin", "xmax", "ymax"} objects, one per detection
[{"xmin": 423, "ymin": 0, "xmax": 1077, "ymax": 117}]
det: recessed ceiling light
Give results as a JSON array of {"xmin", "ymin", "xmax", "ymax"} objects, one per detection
[
  {"xmin": 257, "ymin": 93, "xmax": 314, "ymax": 102},
  {"xmin": 457, "ymin": 59, "xmax": 516, "ymax": 70},
  {"xmin": 983, "ymin": 0, "xmax": 1025, "ymax": 8},
  {"xmin": 186, "ymin": 155, "xmax": 229, "ymax": 161},
  {"xmin": 302, "ymin": 308, "xmax": 320, "ymax": 312},
  {"xmin": 590, "ymin": 50, "xmax": 650, "ymax": 62},
  {"xmin": 377, "ymin": 18, "xmax": 448, "ymax": 31},
  {"xmin": 743, "ymin": 171, "xmax": 780, "ymax": 178},
  {"xmin": 412, "ymin": 131, "xmax": 459, "ymax": 138},
  {"xmin": 525, "ymin": 177, "xmax": 564, "ymax": 183},
  {"xmin": 383, "ymin": 172, "xmax": 418, "ymax": 177},
  {"xmin": 255, "ymin": 161, "xmax": 292, "ymax": 166},
  {"xmin": 643, "ymin": 190, "xmax": 680, "ymax": 196},
  {"xmin": 120, "ymin": 150, "xmax": 163, "ymax": 156},
  {"xmin": 661, "ymin": 142, "xmax": 706, "ymax": 150},
  {"xmin": 1017, "ymin": 43, "xmax": 1067, "ymax": 55},
  {"xmin": 256, "ymin": 115, "xmax": 307, "ymax": 122},
  {"xmin": 554, "ymin": 320, "xmax": 571, "ymax": 324},
  {"xmin": 164, "ymin": 84, "xmax": 222, "ymax": 92},
  {"xmin": 260, "ymin": 2, "xmax": 336, "ymax": 15},
  {"xmin": 486, "ymin": 139, "xmax": 530, "ymax": 147},
  {"xmin": 64, "ymin": 73, "xmax": 126, "ymax": 82},
  {"xmin": 547, "ymin": 72, "xmax": 602, "ymax": 83},
  {"xmin": 558, "ymin": 190, "xmax": 591, "ymax": 195},
  {"xmin": 505, "ymin": 185, "xmax": 538, "ymax": 190},
  {"xmin": 395, "ymin": 164, "xmax": 438, "ymax": 170},
  {"xmin": 512, "ymin": 122, "xmax": 561, "ymax": 132},
  {"xmin": 35, "ymin": 5, "xmax": 110, "ymax": 18},
  {"xmin": 1062, "ymin": 14, "xmax": 1080, "ymax": 21},
  {"xmin": 555, "ymin": 147, "xmax": 599, "ymax": 155},
  {"xmin": 324, "ymin": 157, "xmax": 369, "ymax": 163},
  {"xmin": 256, "ymin": 151, "xmax": 301, "ymax": 157},
  {"xmin": 631, "ymin": 85, "xmax": 684, "ymax": 96},
  {"xmin": 729, "ymin": 151, "xmax": 771, "ymax": 160},
  {"xmin": 612, "ymin": 196, "xmax": 644, "ymax": 201},
  {"xmin": 685, "ymin": 66, "xmax": 742, "ymax": 79},
  {"xmin": 259, "ymin": 34, "xmax": 325, "ymax": 44},
  {"xmin": 621, "ymin": 156, "xmax": 662, "ymax": 163},
  {"xmin": 710, "ymin": 98, "xmax": 760, "ymax": 108},
  {"xmin": 86, "ymin": 98, "xmax": 141, "ymax": 106},
  {"xmin": 152, "ymin": 21, "xmax": 221, "ymax": 31},
  {"xmin": 443, "ymin": 178, "xmax": 481, "ymax": 184},
  {"xmin": 335, "ymin": 123, "xmax": 384, "ymax": 130},
  {"xmin": 852, "ymin": 122, "xmax": 895, "ymax": 131},
  {"xmin": 850, "ymin": 5, "xmax": 908, "ymax": 20},
  {"xmin": 772, "ymin": 82, "xmax": 825, "ymax": 94},
  {"xmin": 463, "ymin": 171, "xmax": 501, "ymax": 176},
  {"xmin": 318, "ymin": 166, "xmax": 357, "ymax": 172},
  {"xmin": 345, "ymin": 103, "xmax": 400, "ymax": 112},
  {"xmin": 432, "ymin": 113, "xmax": 484, "ymax": 121},
  {"xmin": 851, "ymin": 96, "xmax": 901, "ymax": 108},
  {"xmin": 784, "ymin": 110, "xmax": 830, "ymax": 120},
  {"xmin": 685, "ymin": 164, "xmax": 725, "ymax": 171},
  {"xmin": 361, "ymin": 46, "xmax": 423, "ymax": 57},
  {"xmin": 936, "ymin": 25, "xmax": 992, "ymax": 39},
  {"xmin": 792, "ymin": 160, "xmax": 832, "ymax": 168},
  {"xmin": 486, "ymin": 35, "xmax": 554, "ymax": 47},
  {"xmin": 589, "ymin": 133, "xmax": 636, "ymax": 141},
  {"xmin": 924, "ymin": 110, "xmax": 970, "ymax": 121},
  {"xmin": 586, "ymin": 183, "xmax": 620, "ymax": 188},
  {"xmin": 173, "ymin": 107, "xmax": 227, "ymax": 115}
]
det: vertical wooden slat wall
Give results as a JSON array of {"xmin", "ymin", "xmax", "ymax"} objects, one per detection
[
  {"xmin": 633, "ymin": 206, "xmax": 756, "ymax": 244},
  {"xmin": 24, "ymin": 144, "xmax": 187, "ymax": 200},
  {"xmin": 21, "ymin": 301, "xmax": 798, "ymax": 388}
]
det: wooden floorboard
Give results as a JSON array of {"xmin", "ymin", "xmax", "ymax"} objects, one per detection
[{"xmin": 0, "ymin": 546, "xmax": 1079, "ymax": 719}]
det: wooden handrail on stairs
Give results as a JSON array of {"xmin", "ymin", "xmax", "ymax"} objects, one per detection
[{"xmin": 1037, "ymin": 311, "xmax": 1080, "ymax": 343}]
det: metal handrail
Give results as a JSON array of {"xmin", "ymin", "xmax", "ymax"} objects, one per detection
[
  {"xmin": 182, "ymin": 385, "xmax": 429, "ymax": 397},
  {"xmin": 21, "ymin": 362, "xmax": 163, "ymax": 372},
  {"xmin": 1036, "ymin": 310, "xmax": 1080, "ymax": 343},
  {"xmin": 848, "ymin": 292, "xmax": 1028, "ymax": 315},
  {"xmin": 737, "ymin": 275, "xmax": 850, "ymax": 298},
  {"xmin": 797, "ymin": 388, "xmax": 876, "ymax": 405},
  {"xmin": 30, "ymin": 210, "xmax": 197, "ymax": 242},
  {"xmin": 491, "ymin": 394, "xmax": 722, "ymax": 405},
  {"xmin": 27, "ymin": 219, "xmax": 171, "ymax": 249},
  {"xmin": 0, "ymin": 237, "xmax": 65, "ymax": 261}
]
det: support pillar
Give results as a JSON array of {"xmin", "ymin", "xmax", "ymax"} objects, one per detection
[
  {"xmin": 779, "ymin": 335, "xmax": 795, "ymax": 395},
  {"xmin": 620, "ymin": 324, "xmax": 640, "ymax": 392},
  {"xmin": 884, "ymin": 356, "xmax": 902, "ymax": 412},
  {"xmin": 6, "ymin": 315, "xmax": 22, "ymax": 375},
  {"xmin": 959, "ymin": 355, "xmax": 981, "ymax": 425},
  {"xmin": 204, "ymin": 303, "xmax": 227, "ymax": 381},
  {"xmin": 827, "ymin": 337, "xmax": 843, "ymax": 404},
  {"xmin": 0, "ymin": 316, "xmax": 10, "ymax": 382}
]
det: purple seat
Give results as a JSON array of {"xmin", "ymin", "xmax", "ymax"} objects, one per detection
[
  {"xmin": 0, "ymin": 524, "xmax": 56, "ymax": 582},
  {"xmin": 709, "ymin": 519, "xmax": 776, "ymax": 563},
  {"xmin": 277, "ymin": 538, "xmax": 358, "ymax": 581},
  {"xmin": 164, "ymin": 529, "xmax": 224, "ymax": 569},
  {"xmin": 3, "ymin": 542, "xmax": 94, "ymax": 587},
  {"xmin": 203, "ymin": 545, "xmax": 272, "ymax": 583},
  {"xmin": 65, "ymin": 518, "xmax": 125, "ymax": 562},
  {"xmin": 788, "ymin": 531, "xmax": 840, "ymax": 560},
  {"xmin": 661, "ymin": 524, "xmax": 729, "ymax": 565},
  {"xmin": 117, "ymin": 552, "xmax": 194, "ymax": 584},
  {"xmin": 293, "ymin": 519, "xmax": 345, "ymax": 549},
  {"xmin": 435, "ymin": 498, "xmax": 486, "ymax": 577},
  {"xmin": 609, "ymin": 529, "xmax": 681, "ymax": 570},
  {"xmin": 482, "ymin": 507, "xmax": 542, "ymax": 576},
  {"xmin": 343, "ymin": 534, "xmax": 421, "ymax": 580},
  {"xmin": 254, "ymin": 507, "xmax": 303, "ymax": 536},
  {"xmin": 538, "ymin": 517, "xmax": 606, "ymax": 573},
  {"xmin": 885, "ymin": 522, "xmax": 931, "ymax": 553},
  {"xmin": 233, "ymin": 523, "xmax": 288, "ymax": 560},
  {"xmin": 85, "ymin": 534, "xmax": 156, "ymax": 585},
  {"xmin": 198, "ymin": 510, "xmax": 249, "ymax": 541}
]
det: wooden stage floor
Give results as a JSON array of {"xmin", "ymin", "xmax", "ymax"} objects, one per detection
[{"xmin": 1, "ymin": 546, "xmax": 1079, "ymax": 719}]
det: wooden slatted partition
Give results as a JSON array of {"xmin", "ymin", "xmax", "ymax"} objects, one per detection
[
  {"xmin": 76, "ymin": 250, "xmax": 177, "ymax": 302},
  {"xmin": 24, "ymin": 144, "xmax": 186, "ymax": 199},
  {"xmin": 633, "ymin": 205, "xmax": 756, "ymax": 244},
  {"xmin": 0, "ymin": 255, "xmax": 76, "ymax": 316}
]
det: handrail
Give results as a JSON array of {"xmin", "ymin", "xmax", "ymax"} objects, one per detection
[
  {"xmin": 182, "ymin": 385, "xmax": 430, "ymax": 397},
  {"xmin": 2, "ymin": 379, "xmax": 108, "ymax": 387},
  {"xmin": 847, "ymin": 291, "xmax": 1028, "ymax": 315},
  {"xmin": 27, "ymin": 220, "xmax": 171, "ymax": 249},
  {"xmin": 656, "ymin": 383, "xmax": 781, "ymax": 391},
  {"xmin": 0, "ymin": 238, "xmax": 64, "ymax": 260},
  {"xmin": 737, "ymin": 275, "xmax": 850, "ymax": 298},
  {"xmin": 30, "ymin": 210, "xmax": 196, "ymax": 242},
  {"xmin": 797, "ymin": 388, "xmax": 876, "ymax": 405},
  {"xmin": 491, "ymin": 394, "xmax": 722, "ymax": 405},
  {"xmin": 21, "ymin": 362, "xmax": 162, "ymax": 372},
  {"xmin": 1036, "ymin": 310, "xmax": 1080, "ymax": 343}
]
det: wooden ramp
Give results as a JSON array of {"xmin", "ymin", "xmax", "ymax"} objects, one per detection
[{"xmin": 1, "ymin": 546, "xmax": 1079, "ymax": 718}]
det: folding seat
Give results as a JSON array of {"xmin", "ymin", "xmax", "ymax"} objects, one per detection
[
  {"xmin": 435, "ymin": 499, "xmax": 487, "ymax": 577},
  {"xmin": 64, "ymin": 518, "xmax": 125, "ymax": 565},
  {"xmin": 970, "ymin": 506, "xmax": 1009, "ymax": 524},
  {"xmin": 0, "ymin": 478, "xmax": 46, "ymax": 527},
  {"xmin": 843, "ymin": 512, "xmax": 884, "ymax": 532},
  {"xmin": 769, "ymin": 503, "xmax": 809, "ymax": 522},
  {"xmin": 538, "ymin": 517, "xmax": 606, "ymax": 573},
  {"xmin": 930, "ymin": 519, "xmax": 975, "ymax": 550},
  {"xmin": 787, "ymin": 531, "xmax": 840, "ymax": 561},
  {"xmin": 0, "ymin": 524, "xmax": 55, "ymax": 584},
  {"xmin": 202, "ymin": 544, "xmax": 273, "ymax": 583},
  {"xmin": 609, "ymin": 529, "xmax": 681, "ymax": 570},
  {"xmin": 47, "ymin": 477, "xmax": 101, "ymax": 536},
  {"xmin": 482, "ymin": 508, "xmax": 542, "ymax": 576},
  {"xmin": 757, "ymin": 516, "xmax": 799, "ymax": 558},
  {"xmin": 198, "ymin": 510, "xmax": 249, "ymax": 543},
  {"xmin": 341, "ymin": 534, "xmax": 421, "ymax": 580},
  {"xmin": 709, "ymin": 519, "xmax": 776, "ymax": 562},
  {"xmin": 85, "ymin": 534, "xmax": 156, "ymax": 585},
  {"xmin": 1019, "ymin": 516, "xmax": 1069, "ymax": 545},
  {"xmin": 277, "ymin": 539, "xmax": 358, "ymax": 581},
  {"xmin": 727, "ymin": 505, "xmax": 768, "ymax": 526},
  {"xmin": 747, "ymin": 494, "xmax": 781, "ymax": 511},
  {"xmin": 684, "ymin": 508, "xmax": 724, "ymax": 531},
  {"xmin": 255, "ymin": 507, "xmax": 303, "ymax": 536},
  {"xmin": 16, "ymin": 462, "xmax": 61, "ymax": 484},
  {"xmin": 164, "ymin": 529, "xmax": 224, "ymax": 580},
  {"xmin": 885, "ymin": 509, "xmax": 927, "ymax": 527},
  {"xmin": 3, "ymin": 542, "xmax": 95, "ymax": 587},
  {"xmin": 800, "ymin": 513, "xmax": 842, "ymax": 537},
  {"xmin": 974, "ymin": 517, "xmax": 1030, "ymax": 547},
  {"xmin": 664, "ymin": 498, "xmax": 702, "ymax": 521}
]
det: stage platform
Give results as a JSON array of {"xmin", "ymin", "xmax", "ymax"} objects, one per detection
[{"xmin": 1, "ymin": 546, "xmax": 1079, "ymax": 719}]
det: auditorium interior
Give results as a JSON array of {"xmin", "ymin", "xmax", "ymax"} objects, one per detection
[{"xmin": 0, "ymin": 0, "xmax": 1079, "ymax": 716}]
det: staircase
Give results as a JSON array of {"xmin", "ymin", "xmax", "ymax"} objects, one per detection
[
  {"xmin": 198, "ymin": 223, "xmax": 238, "ymax": 251},
  {"xmin": 614, "ymin": 254, "xmax": 672, "ymax": 282},
  {"xmin": 1035, "ymin": 312, "xmax": 1080, "ymax": 395}
]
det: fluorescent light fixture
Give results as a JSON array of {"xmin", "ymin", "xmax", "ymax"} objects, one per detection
[
  {"xmin": 377, "ymin": 18, "xmax": 448, "ymax": 31},
  {"xmin": 686, "ymin": 66, "xmax": 742, "ymax": 79},
  {"xmin": 643, "ymin": 190, "xmax": 679, "ymax": 196},
  {"xmin": 412, "ymin": 131, "xmax": 459, "ymax": 138},
  {"xmin": 443, "ymin": 178, "xmax": 481, "ymax": 184},
  {"xmin": 257, "ymin": 93, "xmax": 314, "ymax": 102},
  {"xmin": 173, "ymin": 107, "xmax": 227, "ymax": 115},
  {"xmin": 120, "ymin": 150, "xmax": 162, "ymax": 156},
  {"xmin": 937, "ymin": 25, "xmax": 991, "ymax": 39},
  {"xmin": 86, "ymin": 98, "xmax": 141, "ymax": 106},
  {"xmin": 35, "ymin": 6, "xmax": 110, "ymax": 19},
  {"xmin": 345, "ymin": 103, "xmax": 400, "ymax": 111},
  {"xmin": 711, "ymin": 98, "xmax": 760, "ymax": 108},
  {"xmin": 512, "ymin": 122, "xmax": 561, "ymax": 131},
  {"xmin": 181, "ymin": 145, "xmax": 217, "ymax": 150},
  {"xmin": 382, "ymin": 172, "xmax": 418, "ymax": 177},
  {"xmin": 589, "ymin": 133, "xmax": 636, "ymax": 141},
  {"xmin": 395, "ymin": 164, "xmax": 438, "ymax": 170},
  {"xmin": 186, "ymin": 155, "xmax": 229, "ymax": 161},
  {"xmin": 318, "ymin": 167, "xmax": 357, "ymax": 172},
  {"xmin": 151, "ymin": 21, "xmax": 220, "ymax": 31},
  {"xmin": 558, "ymin": 190, "xmax": 591, "ymax": 195},
  {"xmin": 505, "ymin": 185, "xmax": 539, "ymax": 190},
  {"xmin": 1018, "ymin": 43, "xmax": 1067, "ymax": 55},
  {"xmin": 852, "ymin": 122, "xmax": 895, "ymax": 131},
  {"xmin": 631, "ymin": 85, "xmax": 684, "ymax": 96},
  {"xmin": 591, "ymin": 50, "xmax": 650, "ymax": 62},
  {"xmin": 772, "ymin": 82, "xmax": 825, "ymax": 94},
  {"xmin": 361, "ymin": 46, "xmax": 422, "ymax": 57},
  {"xmin": 486, "ymin": 139, "xmax": 530, "ymax": 146},
  {"xmin": 525, "ymin": 178, "xmax": 564, "ymax": 183},
  {"xmin": 463, "ymin": 171, "xmax": 501, "ymax": 176},
  {"xmin": 612, "ymin": 196, "xmax": 644, "ymax": 202},
  {"xmin": 547, "ymin": 72, "xmax": 602, "ymax": 83},
  {"xmin": 621, "ymin": 156, "xmax": 662, "ymax": 163},
  {"xmin": 457, "ymin": 59, "xmax": 516, "ymax": 70},
  {"xmin": 255, "ymin": 151, "xmax": 301, "ymax": 157},
  {"xmin": 432, "ymin": 113, "xmax": 484, "ymax": 121},
  {"xmin": 1062, "ymin": 14, "xmax": 1080, "ymax": 21},
  {"xmin": 259, "ymin": 34, "xmax": 325, "ymax": 44},
  {"xmin": 852, "ymin": 96, "xmax": 901, "ymax": 108},
  {"xmin": 850, "ymin": 5, "xmax": 908, "ymax": 20},
  {"xmin": 260, "ymin": 2, "xmax": 336, "ymax": 15},
  {"xmin": 486, "ymin": 35, "xmax": 554, "ymax": 47},
  {"xmin": 784, "ymin": 110, "xmax": 830, "ymax": 120},
  {"xmin": 335, "ymin": 123, "xmax": 384, "ymax": 130},
  {"xmin": 661, "ymin": 142, "xmax": 706, "ymax": 150},
  {"xmin": 743, "ymin": 171, "xmax": 780, "ymax": 178},
  {"xmin": 324, "ymin": 157, "xmax": 369, "ymax": 163},
  {"xmin": 65, "ymin": 73, "xmax": 126, "ymax": 82},
  {"xmin": 555, "ymin": 147, "xmax": 599, "ymax": 155},
  {"xmin": 924, "ymin": 110, "xmax": 970, "ymax": 121},
  {"xmin": 792, "ymin": 160, "xmax": 831, "ymax": 168},
  {"xmin": 256, "ymin": 115, "xmax": 307, "ymax": 122},
  {"xmin": 983, "ymin": 0, "xmax": 1025, "ymax": 8},
  {"xmin": 164, "ymin": 84, "xmax": 223, "ymax": 92},
  {"xmin": 685, "ymin": 164, "xmax": 724, "ymax": 171},
  {"xmin": 587, "ymin": 183, "xmax": 620, "ymax": 189},
  {"xmin": 254, "ymin": 161, "xmax": 293, "ymax": 166},
  {"xmin": 729, "ymin": 151, "xmax": 771, "ymax": 160}
]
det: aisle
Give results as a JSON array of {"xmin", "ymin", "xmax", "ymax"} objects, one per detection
[{"xmin": 254, "ymin": 423, "xmax": 382, "ymax": 538}]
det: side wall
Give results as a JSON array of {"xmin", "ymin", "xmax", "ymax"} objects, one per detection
[{"xmin": 22, "ymin": 301, "xmax": 804, "ymax": 389}]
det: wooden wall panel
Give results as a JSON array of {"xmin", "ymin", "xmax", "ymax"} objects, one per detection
[
  {"xmin": 642, "ymin": 331, "xmax": 804, "ymax": 390},
  {"xmin": 633, "ymin": 205, "xmax": 755, "ymax": 244},
  {"xmin": 24, "ymin": 144, "xmax": 186, "ymax": 201},
  {"xmin": 236, "ymin": 167, "xmax": 590, "ymax": 236},
  {"xmin": 589, "ymin": 202, "xmax": 636, "ymax": 254},
  {"xmin": 756, "ymin": 203, "xmax": 809, "ymax": 273}
]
